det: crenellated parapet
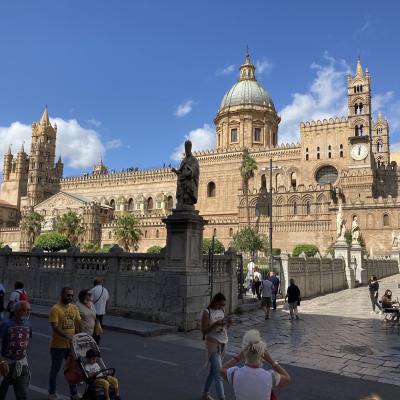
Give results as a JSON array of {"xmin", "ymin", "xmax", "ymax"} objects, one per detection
[{"xmin": 300, "ymin": 117, "xmax": 348, "ymax": 135}]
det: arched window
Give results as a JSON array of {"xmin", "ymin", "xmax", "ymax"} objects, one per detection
[
  {"xmin": 383, "ymin": 214, "xmax": 390, "ymax": 227},
  {"xmin": 167, "ymin": 195, "xmax": 173, "ymax": 209},
  {"xmin": 261, "ymin": 174, "xmax": 267, "ymax": 189},
  {"xmin": 108, "ymin": 231, "xmax": 112, "ymax": 239},
  {"xmin": 109, "ymin": 199, "xmax": 116, "ymax": 209},
  {"xmin": 293, "ymin": 202, "xmax": 298, "ymax": 216},
  {"xmin": 207, "ymin": 182, "xmax": 216, "ymax": 197},
  {"xmin": 275, "ymin": 173, "xmax": 281, "ymax": 189},
  {"xmin": 229, "ymin": 228, "xmax": 233, "ymax": 237},
  {"xmin": 377, "ymin": 139, "xmax": 383, "ymax": 152},
  {"xmin": 144, "ymin": 230, "xmax": 148, "ymax": 238},
  {"xmin": 218, "ymin": 134, "xmax": 221, "ymax": 147},
  {"xmin": 306, "ymin": 201, "xmax": 311, "ymax": 216},
  {"xmin": 230, "ymin": 128, "xmax": 238, "ymax": 143},
  {"xmin": 306, "ymin": 154, "xmax": 309, "ymax": 161},
  {"xmin": 317, "ymin": 153, "xmax": 320, "ymax": 160},
  {"xmin": 128, "ymin": 198, "xmax": 134, "ymax": 211},
  {"xmin": 290, "ymin": 172, "xmax": 297, "ymax": 189},
  {"xmin": 147, "ymin": 197, "xmax": 153, "ymax": 210},
  {"xmin": 156, "ymin": 229, "xmax": 160, "ymax": 238},
  {"xmin": 213, "ymin": 228, "xmax": 217, "ymax": 237},
  {"xmin": 340, "ymin": 151, "xmax": 344, "ymax": 158},
  {"xmin": 328, "ymin": 152, "xmax": 331, "ymax": 158},
  {"xmin": 315, "ymin": 166, "xmax": 338, "ymax": 185}
]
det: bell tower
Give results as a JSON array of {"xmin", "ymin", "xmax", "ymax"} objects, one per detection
[{"xmin": 26, "ymin": 106, "xmax": 61, "ymax": 206}]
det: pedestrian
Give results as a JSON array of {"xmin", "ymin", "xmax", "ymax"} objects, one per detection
[
  {"xmin": 76, "ymin": 289, "xmax": 98, "ymax": 338},
  {"xmin": 245, "ymin": 259, "xmax": 255, "ymax": 296},
  {"xmin": 200, "ymin": 292, "xmax": 232, "ymax": 400},
  {"xmin": 48, "ymin": 287, "xmax": 81, "ymax": 400},
  {"xmin": 6, "ymin": 282, "xmax": 29, "ymax": 319},
  {"xmin": 268, "ymin": 271, "xmax": 280, "ymax": 311},
  {"xmin": 285, "ymin": 279, "xmax": 301, "ymax": 320},
  {"xmin": 253, "ymin": 267, "xmax": 262, "ymax": 300},
  {"xmin": 220, "ymin": 329, "xmax": 291, "ymax": 400},
  {"xmin": 90, "ymin": 278, "xmax": 110, "ymax": 344},
  {"xmin": 0, "ymin": 301, "xmax": 32, "ymax": 400},
  {"xmin": 260, "ymin": 276, "xmax": 273, "ymax": 320},
  {"xmin": 368, "ymin": 275, "xmax": 382, "ymax": 314},
  {"xmin": 0, "ymin": 283, "xmax": 5, "ymax": 321}
]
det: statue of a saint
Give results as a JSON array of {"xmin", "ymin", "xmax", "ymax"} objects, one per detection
[
  {"xmin": 351, "ymin": 216, "xmax": 360, "ymax": 244},
  {"xmin": 336, "ymin": 201, "xmax": 346, "ymax": 241},
  {"xmin": 392, "ymin": 231, "xmax": 399, "ymax": 249},
  {"xmin": 171, "ymin": 140, "xmax": 199, "ymax": 210}
]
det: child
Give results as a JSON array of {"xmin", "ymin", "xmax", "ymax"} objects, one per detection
[{"xmin": 84, "ymin": 348, "xmax": 120, "ymax": 400}]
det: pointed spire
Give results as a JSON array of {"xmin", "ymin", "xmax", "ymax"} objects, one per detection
[
  {"xmin": 7, "ymin": 146, "xmax": 11, "ymax": 156},
  {"xmin": 378, "ymin": 111, "xmax": 382, "ymax": 121},
  {"xmin": 19, "ymin": 143, "xmax": 25, "ymax": 154},
  {"xmin": 40, "ymin": 105, "xmax": 50, "ymax": 126},
  {"xmin": 245, "ymin": 45, "xmax": 251, "ymax": 64},
  {"xmin": 239, "ymin": 47, "xmax": 256, "ymax": 81},
  {"xmin": 355, "ymin": 55, "xmax": 363, "ymax": 76},
  {"xmin": 57, "ymin": 155, "xmax": 62, "ymax": 164}
]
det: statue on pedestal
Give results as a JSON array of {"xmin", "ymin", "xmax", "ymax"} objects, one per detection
[
  {"xmin": 336, "ymin": 201, "xmax": 346, "ymax": 241},
  {"xmin": 392, "ymin": 231, "xmax": 400, "ymax": 249},
  {"xmin": 171, "ymin": 140, "xmax": 199, "ymax": 210},
  {"xmin": 351, "ymin": 216, "xmax": 360, "ymax": 244}
]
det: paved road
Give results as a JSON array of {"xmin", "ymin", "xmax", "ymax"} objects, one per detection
[{"xmin": 2, "ymin": 316, "xmax": 396, "ymax": 399}]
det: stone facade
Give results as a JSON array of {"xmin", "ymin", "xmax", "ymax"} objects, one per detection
[{"xmin": 0, "ymin": 53, "xmax": 399, "ymax": 254}]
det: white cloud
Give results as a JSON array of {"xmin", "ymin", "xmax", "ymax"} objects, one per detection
[
  {"xmin": 171, "ymin": 124, "xmax": 215, "ymax": 161},
  {"xmin": 174, "ymin": 100, "xmax": 194, "ymax": 118},
  {"xmin": 255, "ymin": 59, "xmax": 273, "ymax": 75},
  {"xmin": 278, "ymin": 53, "xmax": 351, "ymax": 144},
  {"xmin": 0, "ymin": 118, "xmax": 105, "ymax": 171},
  {"xmin": 106, "ymin": 139, "xmax": 122, "ymax": 150},
  {"xmin": 87, "ymin": 118, "xmax": 102, "ymax": 127},
  {"xmin": 216, "ymin": 64, "xmax": 236, "ymax": 76},
  {"xmin": 354, "ymin": 16, "xmax": 372, "ymax": 36}
]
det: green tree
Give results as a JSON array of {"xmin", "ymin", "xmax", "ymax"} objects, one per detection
[
  {"xmin": 240, "ymin": 149, "xmax": 258, "ymax": 227},
  {"xmin": 55, "ymin": 211, "xmax": 86, "ymax": 245},
  {"xmin": 232, "ymin": 227, "xmax": 263, "ymax": 255},
  {"xmin": 202, "ymin": 238, "xmax": 225, "ymax": 255},
  {"xmin": 20, "ymin": 212, "xmax": 44, "ymax": 248},
  {"xmin": 34, "ymin": 232, "xmax": 70, "ymax": 252},
  {"xmin": 80, "ymin": 243, "xmax": 100, "ymax": 253},
  {"xmin": 146, "ymin": 245, "xmax": 163, "ymax": 254},
  {"xmin": 292, "ymin": 244, "xmax": 319, "ymax": 257},
  {"xmin": 113, "ymin": 214, "xmax": 142, "ymax": 252}
]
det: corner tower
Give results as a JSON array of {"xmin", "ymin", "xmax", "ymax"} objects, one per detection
[
  {"xmin": 26, "ymin": 107, "xmax": 62, "ymax": 206},
  {"xmin": 215, "ymin": 51, "xmax": 280, "ymax": 150}
]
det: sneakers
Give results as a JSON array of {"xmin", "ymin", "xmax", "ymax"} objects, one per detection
[
  {"xmin": 202, "ymin": 393, "xmax": 215, "ymax": 400},
  {"xmin": 370, "ymin": 310, "xmax": 375, "ymax": 314}
]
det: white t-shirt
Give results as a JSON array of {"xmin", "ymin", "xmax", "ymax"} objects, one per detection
[
  {"xmin": 8, "ymin": 290, "xmax": 24, "ymax": 312},
  {"xmin": 227, "ymin": 365, "xmax": 280, "ymax": 400},
  {"xmin": 254, "ymin": 271, "xmax": 262, "ymax": 282},
  {"xmin": 84, "ymin": 361, "xmax": 101, "ymax": 375},
  {"xmin": 247, "ymin": 262, "xmax": 255, "ymax": 278},
  {"xmin": 205, "ymin": 308, "xmax": 228, "ymax": 344},
  {"xmin": 90, "ymin": 285, "xmax": 110, "ymax": 315}
]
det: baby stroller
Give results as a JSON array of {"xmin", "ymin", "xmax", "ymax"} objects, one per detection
[{"xmin": 65, "ymin": 333, "xmax": 118, "ymax": 400}]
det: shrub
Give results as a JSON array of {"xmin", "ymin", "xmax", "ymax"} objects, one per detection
[
  {"xmin": 265, "ymin": 248, "xmax": 281, "ymax": 256},
  {"xmin": 147, "ymin": 245, "xmax": 163, "ymax": 254},
  {"xmin": 34, "ymin": 232, "xmax": 70, "ymax": 252},
  {"xmin": 98, "ymin": 244, "xmax": 112, "ymax": 253},
  {"xmin": 232, "ymin": 227, "xmax": 263, "ymax": 254},
  {"xmin": 292, "ymin": 244, "xmax": 319, "ymax": 257},
  {"xmin": 202, "ymin": 238, "xmax": 225, "ymax": 255},
  {"xmin": 80, "ymin": 243, "xmax": 100, "ymax": 253}
]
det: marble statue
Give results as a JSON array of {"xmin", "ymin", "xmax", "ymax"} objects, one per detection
[
  {"xmin": 172, "ymin": 140, "xmax": 199, "ymax": 209},
  {"xmin": 392, "ymin": 231, "xmax": 399, "ymax": 249},
  {"xmin": 336, "ymin": 201, "xmax": 346, "ymax": 241},
  {"xmin": 351, "ymin": 215, "xmax": 360, "ymax": 244}
]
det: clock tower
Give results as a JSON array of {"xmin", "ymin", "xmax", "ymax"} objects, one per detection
[{"xmin": 347, "ymin": 57, "xmax": 372, "ymax": 168}]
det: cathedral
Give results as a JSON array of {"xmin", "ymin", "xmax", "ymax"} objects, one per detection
[{"xmin": 0, "ymin": 53, "xmax": 397, "ymax": 255}]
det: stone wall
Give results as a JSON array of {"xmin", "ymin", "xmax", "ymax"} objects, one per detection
[
  {"xmin": 0, "ymin": 246, "xmax": 238, "ymax": 330},
  {"xmin": 362, "ymin": 257, "xmax": 399, "ymax": 280}
]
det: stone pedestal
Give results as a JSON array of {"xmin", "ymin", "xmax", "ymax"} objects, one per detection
[
  {"xmin": 350, "ymin": 243, "xmax": 367, "ymax": 284},
  {"xmin": 334, "ymin": 240, "xmax": 355, "ymax": 289},
  {"xmin": 391, "ymin": 249, "xmax": 400, "ymax": 273},
  {"xmin": 160, "ymin": 208, "xmax": 209, "ymax": 330}
]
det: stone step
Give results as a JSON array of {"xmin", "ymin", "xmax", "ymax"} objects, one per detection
[{"xmin": 31, "ymin": 304, "xmax": 176, "ymax": 337}]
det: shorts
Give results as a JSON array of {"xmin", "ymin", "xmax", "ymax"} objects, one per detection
[{"xmin": 261, "ymin": 297, "xmax": 272, "ymax": 307}]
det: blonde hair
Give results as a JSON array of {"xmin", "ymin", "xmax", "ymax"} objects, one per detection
[{"xmin": 242, "ymin": 330, "xmax": 266, "ymax": 365}]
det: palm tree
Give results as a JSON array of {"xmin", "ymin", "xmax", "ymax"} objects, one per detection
[
  {"xmin": 55, "ymin": 211, "xmax": 86, "ymax": 245},
  {"xmin": 20, "ymin": 211, "xmax": 44, "ymax": 248},
  {"xmin": 240, "ymin": 149, "xmax": 258, "ymax": 227},
  {"xmin": 113, "ymin": 214, "xmax": 142, "ymax": 252}
]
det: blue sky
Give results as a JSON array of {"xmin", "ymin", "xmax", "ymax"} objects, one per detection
[{"xmin": 0, "ymin": 0, "xmax": 399, "ymax": 176}]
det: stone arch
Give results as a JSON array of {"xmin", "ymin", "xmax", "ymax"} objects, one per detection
[
  {"xmin": 367, "ymin": 214, "xmax": 375, "ymax": 228},
  {"xmin": 109, "ymin": 199, "xmax": 116, "ymax": 210},
  {"xmin": 383, "ymin": 213, "xmax": 390, "ymax": 227},
  {"xmin": 207, "ymin": 181, "xmax": 216, "ymax": 197},
  {"xmin": 166, "ymin": 195, "xmax": 174, "ymax": 210},
  {"xmin": 128, "ymin": 198, "xmax": 134, "ymax": 211},
  {"xmin": 147, "ymin": 197, "xmax": 154, "ymax": 210}
]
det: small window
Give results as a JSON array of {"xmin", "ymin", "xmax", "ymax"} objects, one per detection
[
  {"xmin": 144, "ymin": 230, "xmax": 148, "ymax": 238},
  {"xmin": 383, "ymin": 214, "xmax": 390, "ymax": 227},
  {"xmin": 328, "ymin": 152, "xmax": 331, "ymax": 159},
  {"xmin": 231, "ymin": 128, "xmax": 238, "ymax": 143},
  {"xmin": 328, "ymin": 145, "xmax": 331, "ymax": 150},
  {"xmin": 156, "ymin": 201, "xmax": 162, "ymax": 209},
  {"xmin": 317, "ymin": 146, "xmax": 320, "ymax": 151},
  {"xmin": 147, "ymin": 197, "xmax": 153, "ymax": 210},
  {"xmin": 261, "ymin": 174, "xmax": 267, "ymax": 189},
  {"xmin": 109, "ymin": 199, "xmax": 116, "ymax": 209},
  {"xmin": 317, "ymin": 153, "xmax": 320, "ymax": 160},
  {"xmin": 136, "ymin": 203, "xmax": 141, "ymax": 210},
  {"xmin": 156, "ymin": 229, "xmax": 160, "ymax": 238},
  {"xmin": 213, "ymin": 228, "xmax": 217, "ymax": 237},
  {"xmin": 229, "ymin": 228, "xmax": 233, "ymax": 237},
  {"xmin": 340, "ymin": 151, "xmax": 344, "ymax": 158},
  {"xmin": 108, "ymin": 231, "xmax": 112, "ymax": 239},
  {"xmin": 254, "ymin": 127, "xmax": 261, "ymax": 142},
  {"xmin": 306, "ymin": 154, "xmax": 309, "ymax": 161},
  {"xmin": 293, "ymin": 202, "xmax": 298, "ymax": 215},
  {"xmin": 290, "ymin": 172, "xmax": 297, "ymax": 189},
  {"xmin": 306, "ymin": 201, "xmax": 311, "ymax": 215},
  {"xmin": 167, "ymin": 195, "xmax": 173, "ymax": 209},
  {"xmin": 340, "ymin": 144, "xmax": 343, "ymax": 149},
  {"xmin": 207, "ymin": 182, "xmax": 216, "ymax": 197},
  {"xmin": 218, "ymin": 134, "xmax": 221, "ymax": 147},
  {"xmin": 128, "ymin": 198, "xmax": 134, "ymax": 211}
]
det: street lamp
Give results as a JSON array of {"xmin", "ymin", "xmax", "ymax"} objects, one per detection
[{"xmin": 261, "ymin": 159, "xmax": 282, "ymax": 272}]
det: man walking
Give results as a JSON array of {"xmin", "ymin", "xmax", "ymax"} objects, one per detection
[
  {"xmin": 268, "ymin": 271, "xmax": 280, "ymax": 311},
  {"xmin": 285, "ymin": 279, "xmax": 301, "ymax": 320},
  {"xmin": 0, "ymin": 301, "xmax": 32, "ymax": 400},
  {"xmin": 91, "ymin": 278, "xmax": 109, "ymax": 344},
  {"xmin": 48, "ymin": 287, "xmax": 81, "ymax": 400},
  {"xmin": 260, "ymin": 276, "xmax": 273, "ymax": 320}
]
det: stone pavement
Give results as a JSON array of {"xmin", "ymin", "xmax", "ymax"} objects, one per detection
[{"xmin": 180, "ymin": 274, "xmax": 400, "ymax": 386}]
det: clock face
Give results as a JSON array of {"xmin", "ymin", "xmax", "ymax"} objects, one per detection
[{"xmin": 351, "ymin": 144, "xmax": 369, "ymax": 161}]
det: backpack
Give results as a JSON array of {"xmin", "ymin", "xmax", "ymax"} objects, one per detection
[{"xmin": 16, "ymin": 289, "xmax": 29, "ymax": 303}]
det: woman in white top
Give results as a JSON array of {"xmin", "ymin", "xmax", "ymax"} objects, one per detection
[
  {"xmin": 76, "ymin": 289, "xmax": 97, "ymax": 337},
  {"xmin": 201, "ymin": 292, "xmax": 232, "ymax": 400},
  {"xmin": 220, "ymin": 329, "xmax": 291, "ymax": 400}
]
